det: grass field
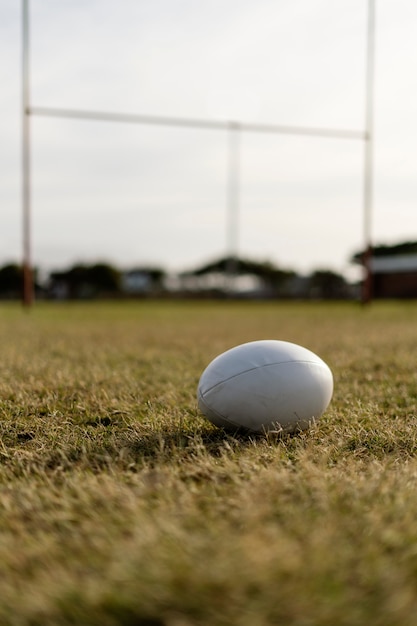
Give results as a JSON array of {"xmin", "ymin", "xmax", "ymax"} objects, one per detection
[{"xmin": 1, "ymin": 299, "xmax": 417, "ymax": 625}]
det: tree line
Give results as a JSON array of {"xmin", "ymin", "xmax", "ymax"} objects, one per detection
[{"xmin": 0, "ymin": 258, "xmax": 355, "ymax": 300}]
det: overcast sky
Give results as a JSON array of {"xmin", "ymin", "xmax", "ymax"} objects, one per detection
[{"xmin": 1, "ymin": 0, "xmax": 416, "ymax": 278}]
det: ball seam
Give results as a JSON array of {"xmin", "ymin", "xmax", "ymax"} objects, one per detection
[{"xmin": 200, "ymin": 359, "xmax": 327, "ymax": 396}]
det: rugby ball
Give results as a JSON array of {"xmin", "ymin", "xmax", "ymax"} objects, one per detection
[{"xmin": 197, "ymin": 340, "xmax": 333, "ymax": 434}]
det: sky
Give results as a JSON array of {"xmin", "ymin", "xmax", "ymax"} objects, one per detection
[{"xmin": 1, "ymin": 0, "xmax": 417, "ymax": 280}]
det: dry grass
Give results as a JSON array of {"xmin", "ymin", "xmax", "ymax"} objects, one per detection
[{"xmin": 0, "ymin": 300, "xmax": 417, "ymax": 625}]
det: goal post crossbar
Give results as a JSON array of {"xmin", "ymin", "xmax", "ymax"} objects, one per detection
[{"xmin": 29, "ymin": 105, "xmax": 367, "ymax": 141}]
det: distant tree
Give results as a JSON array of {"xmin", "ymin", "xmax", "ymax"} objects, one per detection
[
  {"xmin": 49, "ymin": 265, "xmax": 87, "ymax": 299},
  {"xmin": 308, "ymin": 270, "xmax": 348, "ymax": 299},
  {"xmin": 0, "ymin": 264, "xmax": 22, "ymax": 296},
  {"xmin": 87, "ymin": 263, "xmax": 121, "ymax": 292},
  {"xmin": 49, "ymin": 263, "xmax": 121, "ymax": 298},
  {"xmin": 186, "ymin": 255, "xmax": 296, "ymax": 294},
  {"xmin": 145, "ymin": 268, "xmax": 165, "ymax": 288},
  {"xmin": 252, "ymin": 260, "xmax": 296, "ymax": 293},
  {"xmin": 352, "ymin": 240, "xmax": 417, "ymax": 263},
  {"xmin": 0, "ymin": 264, "xmax": 42, "ymax": 299}
]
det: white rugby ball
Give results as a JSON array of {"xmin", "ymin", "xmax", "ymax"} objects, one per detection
[{"xmin": 197, "ymin": 340, "xmax": 333, "ymax": 434}]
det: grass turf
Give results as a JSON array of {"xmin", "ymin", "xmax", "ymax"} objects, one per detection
[{"xmin": 0, "ymin": 300, "xmax": 417, "ymax": 625}]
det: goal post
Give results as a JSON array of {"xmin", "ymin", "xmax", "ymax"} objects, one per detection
[{"xmin": 21, "ymin": 0, "xmax": 375, "ymax": 306}]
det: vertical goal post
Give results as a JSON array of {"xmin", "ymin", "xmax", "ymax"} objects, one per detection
[{"xmin": 21, "ymin": 0, "xmax": 375, "ymax": 306}]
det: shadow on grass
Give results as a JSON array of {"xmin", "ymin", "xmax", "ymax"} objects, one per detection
[
  {"xmin": 124, "ymin": 421, "xmax": 294, "ymax": 465},
  {"xmin": 127, "ymin": 428, "xmax": 252, "ymax": 460},
  {"xmin": 2, "ymin": 414, "xmax": 295, "ymax": 475}
]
